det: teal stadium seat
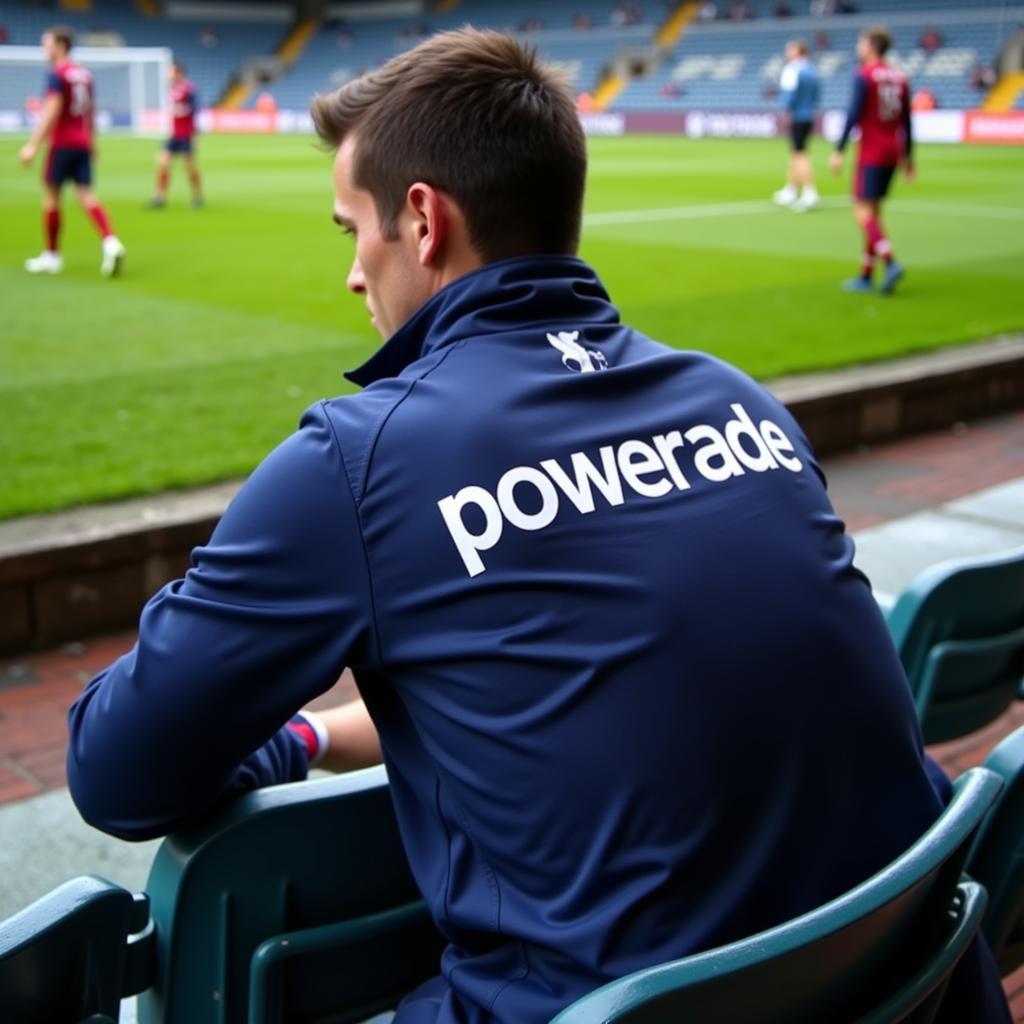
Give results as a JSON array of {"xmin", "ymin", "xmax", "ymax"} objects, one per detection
[
  {"xmin": 551, "ymin": 768, "xmax": 1002, "ymax": 1024},
  {"xmin": 0, "ymin": 766, "xmax": 1011, "ymax": 1023},
  {"xmin": 0, "ymin": 874, "xmax": 154, "ymax": 1023},
  {"xmin": 137, "ymin": 764, "xmax": 444, "ymax": 1024},
  {"xmin": 885, "ymin": 547, "xmax": 1024, "ymax": 744},
  {"xmin": 967, "ymin": 725, "xmax": 1024, "ymax": 975}
]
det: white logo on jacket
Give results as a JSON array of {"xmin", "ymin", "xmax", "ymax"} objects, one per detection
[
  {"xmin": 547, "ymin": 330, "xmax": 608, "ymax": 373},
  {"xmin": 437, "ymin": 402, "xmax": 804, "ymax": 577}
]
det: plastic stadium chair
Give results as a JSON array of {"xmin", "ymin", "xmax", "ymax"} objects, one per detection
[
  {"xmin": 967, "ymin": 724, "xmax": 1024, "ymax": 975},
  {"xmin": 138, "ymin": 765, "xmax": 444, "ymax": 1024},
  {"xmin": 551, "ymin": 768, "xmax": 1002, "ymax": 1024},
  {"xmin": 884, "ymin": 547, "xmax": 1024, "ymax": 744},
  {"xmin": 0, "ymin": 874, "xmax": 154, "ymax": 1023}
]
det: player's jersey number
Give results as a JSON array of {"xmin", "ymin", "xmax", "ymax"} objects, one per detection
[
  {"xmin": 876, "ymin": 82, "xmax": 902, "ymax": 122},
  {"xmin": 65, "ymin": 68, "xmax": 93, "ymax": 117}
]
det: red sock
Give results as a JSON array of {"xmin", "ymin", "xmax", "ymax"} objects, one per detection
[
  {"xmin": 45, "ymin": 209, "xmax": 61, "ymax": 252},
  {"xmin": 86, "ymin": 203, "xmax": 114, "ymax": 239},
  {"xmin": 865, "ymin": 216, "xmax": 893, "ymax": 264},
  {"xmin": 860, "ymin": 236, "xmax": 874, "ymax": 279},
  {"xmin": 157, "ymin": 168, "xmax": 170, "ymax": 192}
]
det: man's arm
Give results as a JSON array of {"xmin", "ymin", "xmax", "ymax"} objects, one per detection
[
  {"xmin": 902, "ymin": 83, "xmax": 915, "ymax": 177},
  {"xmin": 67, "ymin": 405, "xmax": 377, "ymax": 841},
  {"xmin": 19, "ymin": 92, "xmax": 62, "ymax": 165},
  {"xmin": 299, "ymin": 699, "xmax": 383, "ymax": 774},
  {"xmin": 830, "ymin": 74, "xmax": 867, "ymax": 172},
  {"xmin": 779, "ymin": 63, "xmax": 797, "ymax": 112}
]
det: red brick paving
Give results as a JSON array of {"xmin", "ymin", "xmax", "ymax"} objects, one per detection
[
  {"xmin": 2, "ymin": 409, "xmax": 1024, "ymax": 1014},
  {"xmin": 825, "ymin": 409, "xmax": 1024, "ymax": 532},
  {"xmin": 0, "ymin": 632, "xmax": 358, "ymax": 800}
]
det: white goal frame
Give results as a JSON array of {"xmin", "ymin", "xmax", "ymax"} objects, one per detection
[{"xmin": 0, "ymin": 45, "xmax": 173, "ymax": 135}]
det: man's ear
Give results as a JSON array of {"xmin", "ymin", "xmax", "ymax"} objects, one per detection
[{"xmin": 406, "ymin": 182, "xmax": 447, "ymax": 267}]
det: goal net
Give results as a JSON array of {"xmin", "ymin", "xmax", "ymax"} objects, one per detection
[{"xmin": 0, "ymin": 45, "xmax": 172, "ymax": 135}]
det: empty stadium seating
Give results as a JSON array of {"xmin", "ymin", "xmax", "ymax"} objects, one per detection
[
  {"xmin": 248, "ymin": 2, "xmax": 655, "ymax": 110},
  {"xmin": 2, "ymin": 0, "xmax": 285, "ymax": 107},
  {"xmin": 617, "ymin": 8, "xmax": 1022, "ymax": 112},
  {"xmin": 248, "ymin": 0, "xmax": 1022, "ymax": 116},
  {"xmin": 258, "ymin": 21, "xmax": 649, "ymax": 111},
  {"xmin": 1, "ymin": 0, "xmax": 1019, "ymax": 116}
]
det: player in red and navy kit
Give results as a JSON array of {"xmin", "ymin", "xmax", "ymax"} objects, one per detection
[
  {"xmin": 830, "ymin": 26, "xmax": 913, "ymax": 295},
  {"xmin": 18, "ymin": 26, "xmax": 125, "ymax": 277},
  {"xmin": 149, "ymin": 61, "xmax": 204, "ymax": 208}
]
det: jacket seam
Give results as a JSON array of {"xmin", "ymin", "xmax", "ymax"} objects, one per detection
[
  {"xmin": 487, "ymin": 941, "xmax": 531, "ymax": 1014},
  {"xmin": 317, "ymin": 400, "xmax": 386, "ymax": 668},
  {"xmin": 356, "ymin": 341, "xmax": 466, "ymax": 503}
]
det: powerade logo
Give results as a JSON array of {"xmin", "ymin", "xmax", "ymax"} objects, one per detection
[{"xmin": 438, "ymin": 402, "xmax": 803, "ymax": 576}]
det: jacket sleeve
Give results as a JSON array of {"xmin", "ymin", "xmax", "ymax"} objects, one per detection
[
  {"xmin": 67, "ymin": 403, "xmax": 377, "ymax": 840},
  {"xmin": 902, "ymin": 82, "xmax": 914, "ymax": 161},
  {"xmin": 836, "ymin": 74, "xmax": 868, "ymax": 153}
]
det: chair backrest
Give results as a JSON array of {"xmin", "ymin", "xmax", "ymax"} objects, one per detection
[
  {"xmin": 551, "ymin": 768, "xmax": 1002, "ymax": 1024},
  {"xmin": 0, "ymin": 874, "xmax": 154, "ymax": 1023},
  {"xmin": 967, "ymin": 724, "xmax": 1024, "ymax": 975},
  {"xmin": 885, "ymin": 546, "xmax": 1024, "ymax": 744},
  {"xmin": 138, "ymin": 765, "xmax": 444, "ymax": 1024}
]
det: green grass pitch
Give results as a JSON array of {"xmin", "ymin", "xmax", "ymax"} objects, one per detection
[{"xmin": 1, "ymin": 134, "xmax": 1022, "ymax": 520}]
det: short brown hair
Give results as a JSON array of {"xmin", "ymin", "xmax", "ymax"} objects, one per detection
[
  {"xmin": 46, "ymin": 25, "xmax": 74, "ymax": 52},
  {"xmin": 861, "ymin": 26, "xmax": 892, "ymax": 57},
  {"xmin": 311, "ymin": 28, "xmax": 587, "ymax": 262}
]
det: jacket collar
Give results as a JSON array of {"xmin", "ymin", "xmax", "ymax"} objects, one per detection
[{"xmin": 345, "ymin": 255, "xmax": 620, "ymax": 387}]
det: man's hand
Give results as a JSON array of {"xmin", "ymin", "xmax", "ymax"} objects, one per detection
[
  {"xmin": 829, "ymin": 151, "xmax": 844, "ymax": 175},
  {"xmin": 19, "ymin": 141, "xmax": 37, "ymax": 166},
  {"xmin": 903, "ymin": 159, "xmax": 915, "ymax": 183}
]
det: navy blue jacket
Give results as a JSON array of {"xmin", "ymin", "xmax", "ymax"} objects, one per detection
[{"xmin": 68, "ymin": 257, "xmax": 1007, "ymax": 1024}]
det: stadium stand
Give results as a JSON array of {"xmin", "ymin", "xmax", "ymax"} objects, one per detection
[
  {"xmin": 248, "ymin": 2, "xmax": 657, "ymax": 110},
  {"xmin": 249, "ymin": 1, "xmax": 1023, "ymax": 114},
  {"xmin": 617, "ymin": 8, "xmax": 1024, "ymax": 112},
  {"xmin": 2, "ymin": 0, "xmax": 286, "ymax": 107},
  {"xmin": 2, "ymin": 0, "xmax": 1020, "ymax": 114}
]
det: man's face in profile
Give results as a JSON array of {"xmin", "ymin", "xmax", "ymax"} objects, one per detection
[
  {"xmin": 42, "ymin": 33, "xmax": 62, "ymax": 64},
  {"xmin": 333, "ymin": 134, "xmax": 432, "ymax": 340}
]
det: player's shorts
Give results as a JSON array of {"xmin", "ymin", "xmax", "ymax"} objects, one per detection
[
  {"xmin": 165, "ymin": 137, "xmax": 194, "ymax": 155},
  {"xmin": 44, "ymin": 147, "xmax": 92, "ymax": 186},
  {"xmin": 789, "ymin": 121, "xmax": 813, "ymax": 152},
  {"xmin": 854, "ymin": 163, "xmax": 897, "ymax": 201}
]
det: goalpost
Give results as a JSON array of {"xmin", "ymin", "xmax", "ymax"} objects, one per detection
[{"xmin": 0, "ymin": 45, "xmax": 172, "ymax": 136}]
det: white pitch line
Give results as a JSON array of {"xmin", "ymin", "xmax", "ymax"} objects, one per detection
[
  {"xmin": 584, "ymin": 199, "xmax": 808, "ymax": 225},
  {"xmin": 584, "ymin": 196, "xmax": 1024, "ymax": 227},
  {"xmin": 885, "ymin": 199, "xmax": 1024, "ymax": 222}
]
